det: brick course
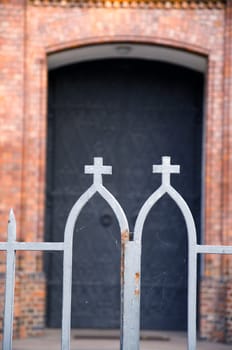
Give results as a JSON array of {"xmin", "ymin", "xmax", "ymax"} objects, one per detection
[{"xmin": 0, "ymin": 0, "xmax": 232, "ymax": 342}]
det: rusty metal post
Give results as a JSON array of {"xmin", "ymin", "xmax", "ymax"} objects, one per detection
[
  {"xmin": 120, "ymin": 229, "xmax": 130, "ymax": 350},
  {"xmin": 122, "ymin": 240, "xmax": 141, "ymax": 350}
]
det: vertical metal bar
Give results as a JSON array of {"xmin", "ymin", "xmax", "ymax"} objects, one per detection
[
  {"xmin": 61, "ymin": 243, "xmax": 73, "ymax": 350},
  {"xmin": 168, "ymin": 187, "xmax": 198, "ymax": 350},
  {"xmin": 120, "ymin": 230, "xmax": 129, "ymax": 350},
  {"xmin": 3, "ymin": 209, "xmax": 16, "ymax": 350},
  {"xmin": 61, "ymin": 185, "xmax": 96, "ymax": 350},
  {"xmin": 122, "ymin": 241, "xmax": 141, "ymax": 350},
  {"xmin": 98, "ymin": 187, "xmax": 129, "ymax": 350},
  {"xmin": 188, "ymin": 246, "xmax": 197, "ymax": 350}
]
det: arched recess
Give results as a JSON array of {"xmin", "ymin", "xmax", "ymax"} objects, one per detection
[
  {"xmin": 45, "ymin": 40, "xmax": 206, "ymax": 330},
  {"xmin": 47, "ymin": 42, "xmax": 207, "ymax": 73}
]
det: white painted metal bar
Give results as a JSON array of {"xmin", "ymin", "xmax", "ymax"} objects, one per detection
[
  {"xmin": 3, "ymin": 210, "xmax": 16, "ymax": 350},
  {"xmin": 0, "ymin": 243, "xmax": 9, "ymax": 250},
  {"xmin": 188, "ymin": 247, "xmax": 197, "ymax": 350},
  {"xmin": 0, "ymin": 242, "xmax": 64, "ymax": 251},
  {"xmin": 62, "ymin": 185, "xmax": 96, "ymax": 350},
  {"xmin": 197, "ymin": 245, "xmax": 232, "ymax": 254},
  {"xmin": 122, "ymin": 240, "xmax": 141, "ymax": 350},
  {"xmin": 134, "ymin": 186, "xmax": 166, "ymax": 241},
  {"xmin": 98, "ymin": 185, "xmax": 128, "ymax": 233},
  {"xmin": 167, "ymin": 186, "xmax": 197, "ymax": 350},
  {"xmin": 97, "ymin": 184, "xmax": 129, "ymax": 350},
  {"xmin": 130, "ymin": 186, "xmax": 166, "ymax": 350},
  {"xmin": 12, "ymin": 242, "xmax": 64, "ymax": 251}
]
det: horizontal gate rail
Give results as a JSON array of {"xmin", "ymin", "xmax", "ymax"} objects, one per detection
[
  {"xmin": 196, "ymin": 245, "xmax": 232, "ymax": 254},
  {"xmin": 1, "ymin": 156, "xmax": 232, "ymax": 350},
  {"xmin": 0, "ymin": 242, "xmax": 65, "ymax": 251}
]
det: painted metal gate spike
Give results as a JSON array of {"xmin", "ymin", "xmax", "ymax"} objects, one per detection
[{"xmin": 1, "ymin": 156, "xmax": 232, "ymax": 350}]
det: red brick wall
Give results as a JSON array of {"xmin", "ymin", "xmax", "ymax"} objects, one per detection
[
  {"xmin": 0, "ymin": 2, "xmax": 25, "ymax": 241},
  {"xmin": 0, "ymin": 0, "xmax": 232, "ymax": 342}
]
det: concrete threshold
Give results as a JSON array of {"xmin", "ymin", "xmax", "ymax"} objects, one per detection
[{"xmin": 12, "ymin": 329, "xmax": 232, "ymax": 350}]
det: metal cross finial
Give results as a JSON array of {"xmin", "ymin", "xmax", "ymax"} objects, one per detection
[
  {"xmin": 153, "ymin": 156, "xmax": 180, "ymax": 186},
  {"xmin": 85, "ymin": 157, "xmax": 112, "ymax": 186}
]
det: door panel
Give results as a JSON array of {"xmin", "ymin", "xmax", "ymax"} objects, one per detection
[{"xmin": 46, "ymin": 59, "xmax": 203, "ymax": 330}]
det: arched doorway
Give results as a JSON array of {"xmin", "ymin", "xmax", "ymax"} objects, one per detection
[{"xmin": 45, "ymin": 57, "xmax": 204, "ymax": 330}]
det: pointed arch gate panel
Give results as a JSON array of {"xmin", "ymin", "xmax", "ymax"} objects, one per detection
[{"xmin": 1, "ymin": 156, "xmax": 232, "ymax": 350}]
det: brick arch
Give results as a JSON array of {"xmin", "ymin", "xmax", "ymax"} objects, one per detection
[
  {"xmin": 45, "ymin": 37, "xmax": 208, "ymax": 75},
  {"xmin": 36, "ymin": 7, "xmax": 217, "ymax": 57},
  {"xmin": 46, "ymin": 35, "xmax": 210, "ymax": 58}
]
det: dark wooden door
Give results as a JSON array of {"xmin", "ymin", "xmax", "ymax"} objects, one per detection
[{"xmin": 45, "ymin": 59, "xmax": 203, "ymax": 330}]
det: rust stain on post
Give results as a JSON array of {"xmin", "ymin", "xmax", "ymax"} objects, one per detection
[
  {"xmin": 121, "ymin": 230, "xmax": 129, "ymax": 286},
  {"xmin": 134, "ymin": 289, "xmax": 140, "ymax": 296},
  {"xmin": 121, "ymin": 230, "xmax": 129, "ymax": 245},
  {"xmin": 134, "ymin": 272, "xmax": 140, "ymax": 295},
  {"xmin": 135, "ymin": 272, "xmax": 140, "ymax": 281}
]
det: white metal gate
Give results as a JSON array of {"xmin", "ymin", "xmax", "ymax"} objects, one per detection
[{"xmin": 1, "ymin": 156, "xmax": 232, "ymax": 350}]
